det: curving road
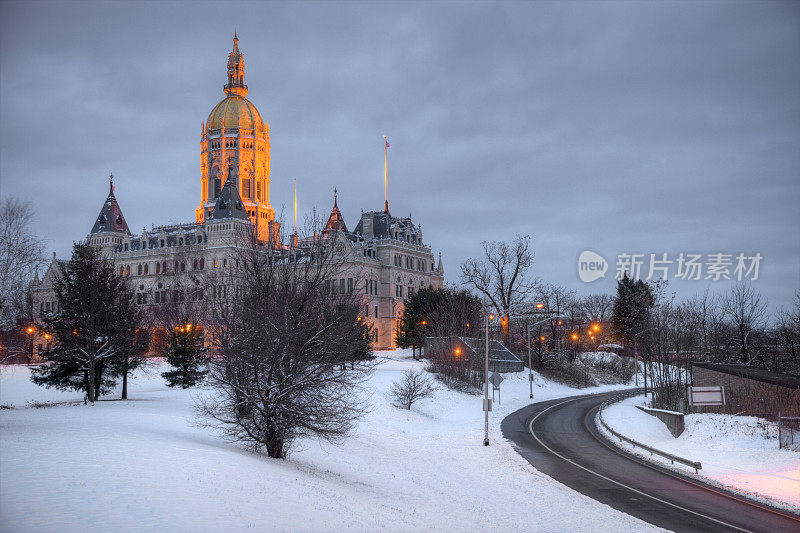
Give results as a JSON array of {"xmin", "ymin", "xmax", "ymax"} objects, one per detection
[{"xmin": 501, "ymin": 390, "xmax": 800, "ymax": 532}]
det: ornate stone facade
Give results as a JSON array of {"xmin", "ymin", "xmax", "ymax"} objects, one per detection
[{"xmin": 29, "ymin": 36, "xmax": 444, "ymax": 352}]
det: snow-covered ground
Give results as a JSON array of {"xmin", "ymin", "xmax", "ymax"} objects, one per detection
[
  {"xmin": 0, "ymin": 352, "xmax": 659, "ymax": 532},
  {"xmin": 600, "ymin": 395, "xmax": 800, "ymax": 513}
]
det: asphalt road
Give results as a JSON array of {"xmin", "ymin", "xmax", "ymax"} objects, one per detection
[{"xmin": 501, "ymin": 390, "xmax": 800, "ymax": 532}]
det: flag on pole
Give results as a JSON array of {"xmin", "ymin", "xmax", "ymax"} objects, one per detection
[
  {"xmin": 293, "ymin": 178, "xmax": 297, "ymax": 234},
  {"xmin": 383, "ymin": 136, "xmax": 389, "ymax": 212}
]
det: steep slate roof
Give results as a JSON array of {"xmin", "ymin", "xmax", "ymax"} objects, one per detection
[
  {"xmin": 352, "ymin": 210, "xmax": 392, "ymax": 239},
  {"xmin": 323, "ymin": 190, "xmax": 348, "ymax": 234},
  {"xmin": 692, "ymin": 362, "xmax": 800, "ymax": 389},
  {"xmin": 208, "ymin": 174, "xmax": 249, "ymax": 221},
  {"xmin": 90, "ymin": 177, "xmax": 130, "ymax": 235}
]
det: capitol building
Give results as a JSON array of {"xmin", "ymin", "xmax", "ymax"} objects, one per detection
[{"xmin": 31, "ymin": 36, "xmax": 444, "ymax": 351}]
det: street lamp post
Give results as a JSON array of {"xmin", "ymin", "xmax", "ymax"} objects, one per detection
[
  {"xmin": 527, "ymin": 320, "xmax": 533, "ymax": 399},
  {"xmin": 484, "ymin": 312, "xmax": 492, "ymax": 446},
  {"xmin": 26, "ymin": 326, "xmax": 34, "ymax": 365}
]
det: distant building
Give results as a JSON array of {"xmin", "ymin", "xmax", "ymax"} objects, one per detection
[
  {"xmin": 691, "ymin": 362, "xmax": 800, "ymax": 417},
  {"xmin": 29, "ymin": 36, "xmax": 443, "ymax": 355}
]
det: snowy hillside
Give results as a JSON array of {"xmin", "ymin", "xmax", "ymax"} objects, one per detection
[
  {"xmin": 600, "ymin": 395, "xmax": 800, "ymax": 513},
  {"xmin": 0, "ymin": 352, "xmax": 657, "ymax": 532}
]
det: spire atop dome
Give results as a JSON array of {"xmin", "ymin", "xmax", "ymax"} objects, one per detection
[
  {"xmin": 108, "ymin": 172, "xmax": 115, "ymax": 197},
  {"xmin": 225, "ymin": 34, "xmax": 248, "ymax": 97}
]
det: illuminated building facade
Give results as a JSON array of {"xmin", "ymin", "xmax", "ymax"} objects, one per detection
[{"xmin": 30, "ymin": 36, "xmax": 443, "ymax": 352}]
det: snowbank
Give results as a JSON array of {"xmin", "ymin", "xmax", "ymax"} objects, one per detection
[
  {"xmin": 600, "ymin": 395, "xmax": 800, "ymax": 513},
  {"xmin": 0, "ymin": 354, "xmax": 656, "ymax": 532}
]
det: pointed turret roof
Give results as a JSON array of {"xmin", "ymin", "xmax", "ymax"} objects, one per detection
[
  {"xmin": 208, "ymin": 170, "xmax": 249, "ymax": 221},
  {"xmin": 90, "ymin": 173, "xmax": 131, "ymax": 235},
  {"xmin": 323, "ymin": 188, "xmax": 348, "ymax": 234}
]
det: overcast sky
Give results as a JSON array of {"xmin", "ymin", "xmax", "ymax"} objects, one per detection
[{"xmin": 1, "ymin": 1, "xmax": 798, "ymax": 312}]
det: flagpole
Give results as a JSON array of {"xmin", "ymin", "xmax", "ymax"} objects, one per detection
[
  {"xmin": 383, "ymin": 135, "xmax": 389, "ymax": 213},
  {"xmin": 293, "ymin": 178, "xmax": 297, "ymax": 234}
]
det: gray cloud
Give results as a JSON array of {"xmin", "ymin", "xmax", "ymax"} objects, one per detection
[{"xmin": 1, "ymin": 0, "xmax": 798, "ymax": 311}]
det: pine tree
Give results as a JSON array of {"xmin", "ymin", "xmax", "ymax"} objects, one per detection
[
  {"xmin": 161, "ymin": 320, "xmax": 208, "ymax": 388},
  {"xmin": 611, "ymin": 274, "xmax": 655, "ymax": 355},
  {"xmin": 109, "ymin": 319, "xmax": 149, "ymax": 399},
  {"xmin": 395, "ymin": 287, "xmax": 441, "ymax": 355},
  {"xmin": 396, "ymin": 287, "xmax": 482, "ymax": 357},
  {"xmin": 31, "ymin": 242, "xmax": 138, "ymax": 402}
]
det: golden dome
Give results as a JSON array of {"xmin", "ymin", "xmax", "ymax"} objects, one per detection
[{"xmin": 207, "ymin": 96, "xmax": 265, "ymax": 132}]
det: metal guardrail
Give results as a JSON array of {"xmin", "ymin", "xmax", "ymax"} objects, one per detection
[{"xmin": 597, "ymin": 396, "xmax": 702, "ymax": 474}]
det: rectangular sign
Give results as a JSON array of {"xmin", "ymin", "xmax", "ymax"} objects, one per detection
[{"xmin": 689, "ymin": 386, "xmax": 725, "ymax": 406}]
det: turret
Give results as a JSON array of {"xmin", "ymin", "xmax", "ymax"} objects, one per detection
[{"xmin": 88, "ymin": 173, "xmax": 131, "ymax": 257}]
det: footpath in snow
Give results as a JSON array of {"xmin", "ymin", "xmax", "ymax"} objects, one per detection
[
  {"xmin": 0, "ymin": 352, "xmax": 657, "ymax": 533},
  {"xmin": 600, "ymin": 394, "xmax": 800, "ymax": 514}
]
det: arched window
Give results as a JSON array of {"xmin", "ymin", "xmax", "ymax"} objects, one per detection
[
  {"xmin": 179, "ymin": 238, "xmax": 183, "ymax": 246},
  {"xmin": 137, "ymin": 264, "xmax": 142, "ymax": 275},
  {"xmin": 174, "ymin": 260, "xmax": 179, "ymax": 272},
  {"xmin": 200, "ymin": 258, "xmax": 205, "ymax": 270},
  {"xmin": 120, "ymin": 266, "xmax": 124, "ymax": 276},
  {"xmin": 126, "ymin": 265, "xmax": 130, "ymax": 276},
  {"xmin": 180, "ymin": 261, "xmax": 185, "ymax": 272},
  {"xmin": 156, "ymin": 263, "xmax": 161, "ymax": 274},
  {"xmin": 193, "ymin": 259, "xmax": 198, "ymax": 270},
  {"xmin": 160, "ymin": 240, "xmax": 165, "ymax": 247},
  {"xmin": 144, "ymin": 263, "xmax": 149, "ymax": 275}
]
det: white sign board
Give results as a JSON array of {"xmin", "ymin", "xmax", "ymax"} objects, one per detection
[{"xmin": 689, "ymin": 386, "xmax": 725, "ymax": 406}]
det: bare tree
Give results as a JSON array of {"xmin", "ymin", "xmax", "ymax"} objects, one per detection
[
  {"xmin": 198, "ymin": 224, "xmax": 374, "ymax": 458},
  {"xmin": 0, "ymin": 197, "xmax": 45, "ymax": 329},
  {"xmin": 460, "ymin": 235, "xmax": 536, "ymax": 345},
  {"xmin": 535, "ymin": 283, "xmax": 576, "ymax": 350},
  {"xmin": 580, "ymin": 294, "xmax": 614, "ymax": 324},
  {"xmin": 721, "ymin": 282, "xmax": 767, "ymax": 364},
  {"xmin": 391, "ymin": 369, "xmax": 436, "ymax": 409},
  {"xmin": 773, "ymin": 291, "xmax": 800, "ymax": 374}
]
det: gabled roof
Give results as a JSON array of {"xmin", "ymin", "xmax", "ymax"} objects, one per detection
[
  {"xmin": 323, "ymin": 189, "xmax": 348, "ymax": 234},
  {"xmin": 90, "ymin": 176, "xmax": 130, "ymax": 235},
  {"xmin": 208, "ymin": 174, "xmax": 249, "ymax": 221}
]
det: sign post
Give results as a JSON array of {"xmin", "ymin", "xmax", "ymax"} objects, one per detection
[{"xmin": 490, "ymin": 372, "xmax": 504, "ymax": 404}]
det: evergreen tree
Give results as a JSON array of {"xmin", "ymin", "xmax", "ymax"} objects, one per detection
[
  {"xmin": 31, "ymin": 242, "xmax": 138, "ymax": 402},
  {"xmin": 396, "ymin": 287, "xmax": 441, "ymax": 355},
  {"xmin": 396, "ymin": 287, "xmax": 482, "ymax": 355},
  {"xmin": 161, "ymin": 320, "xmax": 208, "ymax": 388},
  {"xmin": 109, "ymin": 318, "xmax": 150, "ymax": 399},
  {"xmin": 611, "ymin": 274, "xmax": 655, "ymax": 355}
]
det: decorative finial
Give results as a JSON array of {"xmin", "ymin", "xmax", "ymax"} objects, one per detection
[
  {"xmin": 334, "ymin": 188, "xmax": 339, "ymax": 208},
  {"xmin": 109, "ymin": 172, "xmax": 114, "ymax": 195}
]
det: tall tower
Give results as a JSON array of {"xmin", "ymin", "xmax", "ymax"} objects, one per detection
[{"xmin": 197, "ymin": 35, "xmax": 277, "ymax": 242}]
